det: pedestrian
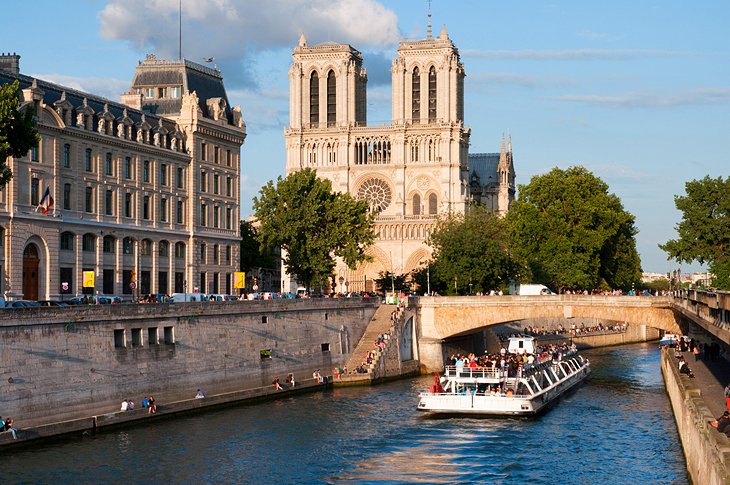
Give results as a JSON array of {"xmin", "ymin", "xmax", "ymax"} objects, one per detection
[
  {"xmin": 725, "ymin": 383, "xmax": 730, "ymax": 412},
  {"xmin": 693, "ymin": 344, "xmax": 701, "ymax": 361}
]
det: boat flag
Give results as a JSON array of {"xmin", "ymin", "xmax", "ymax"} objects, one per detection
[{"xmin": 36, "ymin": 186, "xmax": 54, "ymax": 215}]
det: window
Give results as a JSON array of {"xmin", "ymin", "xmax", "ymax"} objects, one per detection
[
  {"xmin": 213, "ymin": 244, "xmax": 219, "ymax": 264},
  {"xmin": 428, "ymin": 66, "xmax": 437, "ymax": 121},
  {"xmin": 309, "ymin": 71, "xmax": 319, "ymax": 125},
  {"xmin": 159, "ymin": 240, "xmax": 169, "ymax": 257},
  {"xmin": 200, "ymin": 243, "xmax": 207, "ymax": 264},
  {"xmin": 103, "ymin": 235, "xmax": 116, "ymax": 253},
  {"xmin": 413, "ymin": 194, "xmax": 421, "ymax": 215},
  {"xmin": 63, "ymin": 144, "xmax": 71, "ymax": 168},
  {"xmin": 148, "ymin": 327, "xmax": 159, "ymax": 345},
  {"xmin": 63, "ymin": 183, "xmax": 71, "ymax": 210},
  {"xmin": 141, "ymin": 239, "xmax": 151, "ymax": 256},
  {"xmin": 131, "ymin": 328, "xmax": 142, "ymax": 347},
  {"xmin": 213, "ymin": 174, "xmax": 219, "ymax": 194},
  {"xmin": 201, "ymin": 142, "xmax": 207, "ymax": 161},
  {"xmin": 213, "ymin": 272, "xmax": 219, "ymax": 294},
  {"xmin": 163, "ymin": 326, "xmax": 174, "ymax": 345},
  {"xmin": 103, "ymin": 268, "xmax": 115, "ymax": 295},
  {"xmin": 226, "ymin": 245, "xmax": 231, "ymax": 263},
  {"xmin": 200, "ymin": 272, "xmax": 206, "ymax": 293},
  {"xmin": 226, "ymin": 176, "xmax": 232, "ymax": 197},
  {"xmin": 144, "ymin": 87, "xmax": 155, "ymax": 98},
  {"xmin": 200, "ymin": 203, "xmax": 207, "ymax": 226},
  {"xmin": 170, "ymin": 86, "xmax": 181, "ymax": 98},
  {"xmin": 160, "ymin": 197, "xmax": 168, "ymax": 222},
  {"xmin": 412, "ymin": 67, "xmax": 420, "ymax": 121},
  {"xmin": 261, "ymin": 316, "xmax": 269, "ymax": 325},
  {"xmin": 124, "ymin": 157, "xmax": 132, "ymax": 179},
  {"xmin": 158, "ymin": 87, "xmax": 169, "ymax": 98},
  {"xmin": 226, "ymin": 149, "xmax": 231, "ymax": 166},
  {"xmin": 30, "ymin": 178, "xmax": 39, "ymax": 206},
  {"xmin": 429, "ymin": 193, "xmax": 438, "ymax": 214},
  {"xmin": 143, "ymin": 160, "xmax": 150, "ymax": 183},
  {"xmin": 175, "ymin": 242, "xmax": 185, "ymax": 258},
  {"xmin": 214, "ymin": 146, "xmax": 220, "ymax": 164},
  {"xmin": 226, "ymin": 207, "xmax": 232, "ymax": 230},
  {"xmin": 105, "ymin": 152, "xmax": 113, "ymax": 176},
  {"xmin": 176, "ymin": 167, "xmax": 183, "ymax": 188},
  {"xmin": 82, "ymin": 234, "xmax": 96, "ymax": 252},
  {"xmin": 321, "ymin": 343, "xmax": 331, "ymax": 353},
  {"xmin": 124, "ymin": 192, "xmax": 132, "ymax": 218},
  {"xmin": 213, "ymin": 206, "xmax": 219, "ymax": 228},
  {"xmin": 30, "ymin": 140, "xmax": 39, "ymax": 162},
  {"xmin": 60, "ymin": 267, "xmax": 73, "ymax": 294},
  {"xmin": 85, "ymin": 148, "xmax": 92, "ymax": 172},
  {"xmin": 105, "ymin": 189, "xmax": 113, "ymax": 216},
  {"xmin": 176, "ymin": 200, "xmax": 184, "ymax": 224},
  {"xmin": 114, "ymin": 329, "xmax": 126, "ymax": 349},
  {"xmin": 326, "ymin": 70, "xmax": 336, "ymax": 126},
  {"xmin": 85, "ymin": 187, "xmax": 93, "ymax": 212},
  {"xmin": 200, "ymin": 172, "xmax": 207, "ymax": 192},
  {"xmin": 160, "ymin": 164, "xmax": 167, "ymax": 186},
  {"xmin": 143, "ymin": 195, "xmax": 150, "ymax": 220},
  {"xmin": 123, "ymin": 237, "xmax": 134, "ymax": 255},
  {"xmin": 60, "ymin": 232, "xmax": 74, "ymax": 251}
]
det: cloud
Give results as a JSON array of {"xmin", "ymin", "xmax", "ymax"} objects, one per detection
[
  {"xmin": 461, "ymin": 48, "xmax": 716, "ymax": 61},
  {"xmin": 552, "ymin": 88, "xmax": 730, "ymax": 108},
  {"xmin": 468, "ymin": 72, "xmax": 547, "ymax": 89},
  {"xmin": 30, "ymin": 73, "xmax": 130, "ymax": 101},
  {"xmin": 98, "ymin": 0, "xmax": 400, "ymax": 88}
]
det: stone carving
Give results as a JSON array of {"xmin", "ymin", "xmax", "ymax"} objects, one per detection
[{"xmin": 357, "ymin": 177, "xmax": 392, "ymax": 213}]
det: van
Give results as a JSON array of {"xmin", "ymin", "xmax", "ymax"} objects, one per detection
[
  {"xmin": 511, "ymin": 284, "xmax": 555, "ymax": 296},
  {"xmin": 170, "ymin": 292, "xmax": 208, "ymax": 303}
]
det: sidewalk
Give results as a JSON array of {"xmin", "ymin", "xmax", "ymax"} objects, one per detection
[{"xmin": 672, "ymin": 349, "xmax": 730, "ymax": 419}]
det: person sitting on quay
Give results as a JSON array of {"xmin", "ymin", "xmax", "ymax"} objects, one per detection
[
  {"xmin": 711, "ymin": 411, "xmax": 730, "ymax": 435},
  {"xmin": 120, "ymin": 399, "xmax": 129, "ymax": 411},
  {"xmin": 127, "ymin": 399, "xmax": 134, "ymax": 411},
  {"xmin": 141, "ymin": 396, "xmax": 149, "ymax": 409},
  {"xmin": 313, "ymin": 369, "xmax": 324, "ymax": 383},
  {"xmin": 195, "ymin": 389, "xmax": 205, "ymax": 399},
  {"xmin": 148, "ymin": 396, "xmax": 157, "ymax": 414},
  {"xmin": 286, "ymin": 373, "xmax": 296, "ymax": 388},
  {"xmin": 3, "ymin": 417, "xmax": 17, "ymax": 439},
  {"xmin": 677, "ymin": 357, "xmax": 694, "ymax": 378},
  {"xmin": 272, "ymin": 377, "xmax": 283, "ymax": 391}
]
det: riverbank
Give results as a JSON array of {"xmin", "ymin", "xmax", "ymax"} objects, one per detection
[{"xmin": 0, "ymin": 376, "xmax": 330, "ymax": 449}]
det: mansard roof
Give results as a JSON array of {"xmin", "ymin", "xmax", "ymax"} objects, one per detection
[
  {"xmin": 468, "ymin": 153, "xmax": 500, "ymax": 187},
  {"xmin": 128, "ymin": 55, "xmax": 232, "ymax": 122}
]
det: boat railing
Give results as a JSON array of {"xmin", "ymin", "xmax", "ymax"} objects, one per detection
[{"xmin": 444, "ymin": 366, "xmax": 501, "ymax": 379}]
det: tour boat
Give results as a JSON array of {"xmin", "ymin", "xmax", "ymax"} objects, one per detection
[{"xmin": 417, "ymin": 337, "xmax": 590, "ymax": 416}]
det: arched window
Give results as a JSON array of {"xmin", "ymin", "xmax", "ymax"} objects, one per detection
[
  {"xmin": 309, "ymin": 71, "xmax": 319, "ymax": 126},
  {"xmin": 103, "ymin": 235, "xmax": 116, "ymax": 254},
  {"xmin": 411, "ymin": 67, "xmax": 420, "ymax": 121},
  {"xmin": 60, "ymin": 231, "xmax": 74, "ymax": 251},
  {"xmin": 159, "ymin": 240, "xmax": 169, "ymax": 257},
  {"xmin": 428, "ymin": 193, "xmax": 438, "ymax": 214},
  {"xmin": 413, "ymin": 194, "xmax": 421, "ymax": 215},
  {"xmin": 428, "ymin": 66, "xmax": 437, "ymax": 121},
  {"xmin": 82, "ymin": 233, "xmax": 96, "ymax": 252},
  {"xmin": 175, "ymin": 242, "xmax": 186, "ymax": 258},
  {"xmin": 327, "ymin": 70, "xmax": 336, "ymax": 126}
]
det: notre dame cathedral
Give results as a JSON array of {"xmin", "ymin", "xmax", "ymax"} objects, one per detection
[{"xmin": 283, "ymin": 23, "xmax": 515, "ymax": 293}]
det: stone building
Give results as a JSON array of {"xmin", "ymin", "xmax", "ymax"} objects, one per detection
[
  {"xmin": 283, "ymin": 25, "xmax": 514, "ymax": 293},
  {"xmin": 0, "ymin": 53, "xmax": 245, "ymax": 301}
]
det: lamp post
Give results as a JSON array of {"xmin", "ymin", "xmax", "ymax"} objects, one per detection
[{"xmin": 427, "ymin": 262, "xmax": 431, "ymax": 296}]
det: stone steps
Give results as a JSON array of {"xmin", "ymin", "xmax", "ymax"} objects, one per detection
[{"xmin": 337, "ymin": 305, "xmax": 396, "ymax": 383}]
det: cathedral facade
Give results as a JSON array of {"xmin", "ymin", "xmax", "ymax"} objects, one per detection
[{"xmin": 284, "ymin": 26, "xmax": 514, "ymax": 293}]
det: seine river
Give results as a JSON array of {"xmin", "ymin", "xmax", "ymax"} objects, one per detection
[{"xmin": 5, "ymin": 343, "xmax": 687, "ymax": 484}]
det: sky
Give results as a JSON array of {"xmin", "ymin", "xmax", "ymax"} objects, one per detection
[{"xmin": 3, "ymin": 0, "xmax": 728, "ymax": 274}]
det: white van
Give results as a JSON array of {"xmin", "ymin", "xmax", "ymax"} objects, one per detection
[
  {"xmin": 508, "ymin": 336, "xmax": 536, "ymax": 355},
  {"xmin": 170, "ymin": 292, "xmax": 208, "ymax": 302},
  {"xmin": 511, "ymin": 284, "xmax": 555, "ymax": 296}
]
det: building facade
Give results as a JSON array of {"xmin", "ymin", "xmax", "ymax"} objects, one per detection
[
  {"xmin": 0, "ymin": 53, "xmax": 245, "ymax": 301},
  {"xmin": 283, "ymin": 26, "xmax": 514, "ymax": 292}
]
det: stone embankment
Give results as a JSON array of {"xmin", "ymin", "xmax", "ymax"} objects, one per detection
[{"xmin": 661, "ymin": 349, "xmax": 730, "ymax": 485}]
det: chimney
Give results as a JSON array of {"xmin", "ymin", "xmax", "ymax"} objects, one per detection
[{"xmin": 0, "ymin": 52, "xmax": 21, "ymax": 74}]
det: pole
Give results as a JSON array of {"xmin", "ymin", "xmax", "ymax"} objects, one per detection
[
  {"xmin": 179, "ymin": 0, "xmax": 182, "ymax": 60},
  {"xmin": 427, "ymin": 263, "xmax": 430, "ymax": 296}
]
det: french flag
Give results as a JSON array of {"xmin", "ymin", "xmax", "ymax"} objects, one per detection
[{"xmin": 37, "ymin": 186, "xmax": 54, "ymax": 215}]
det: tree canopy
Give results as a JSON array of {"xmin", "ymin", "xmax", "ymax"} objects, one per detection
[
  {"xmin": 239, "ymin": 220, "xmax": 277, "ymax": 272},
  {"xmin": 506, "ymin": 166, "xmax": 642, "ymax": 291},
  {"xmin": 428, "ymin": 205, "xmax": 520, "ymax": 295},
  {"xmin": 0, "ymin": 80, "xmax": 38, "ymax": 187},
  {"xmin": 252, "ymin": 168, "xmax": 375, "ymax": 289},
  {"xmin": 660, "ymin": 176, "xmax": 730, "ymax": 289}
]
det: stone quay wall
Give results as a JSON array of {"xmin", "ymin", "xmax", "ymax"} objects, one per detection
[
  {"xmin": 571, "ymin": 324, "xmax": 660, "ymax": 349},
  {"xmin": 661, "ymin": 349, "xmax": 730, "ymax": 485},
  {"xmin": 0, "ymin": 299, "xmax": 378, "ymax": 431}
]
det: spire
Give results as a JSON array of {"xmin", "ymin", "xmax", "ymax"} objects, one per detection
[
  {"xmin": 500, "ymin": 132, "xmax": 506, "ymax": 158},
  {"xmin": 427, "ymin": 0, "xmax": 432, "ymax": 39},
  {"xmin": 298, "ymin": 33, "xmax": 307, "ymax": 47},
  {"xmin": 508, "ymin": 134, "xmax": 512, "ymax": 154},
  {"xmin": 440, "ymin": 24, "xmax": 448, "ymax": 40}
]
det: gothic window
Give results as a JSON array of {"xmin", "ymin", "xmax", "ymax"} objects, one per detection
[
  {"xmin": 428, "ymin": 139, "xmax": 434, "ymax": 161},
  {"xmin": 411, "ymin": 141, "xmax": 419, "ymax": 162},
  {"xmin": 413, "ymin": 194, "xmax": 421, "ymax": 215},
  {"xmin": 429, "ymin": 193, "xmax": 438, "ymax": 214},
  {"xmin": 309, "ymin": 71, "xmax": 319, "ymax": 126},
  {"xmin": 357, "ymin": 177, "xmax": 392, "ymax": 213},
  {"xmin": 428, "ymin": 66, "xmax": 437, "ymax": 121},
  {"xmin": 411, "ymin": 67, "xmax": 420, "ymax": 121},
  {"xmin": 326, "ymin": 70, "xmax": 336, "ymax": 126}
]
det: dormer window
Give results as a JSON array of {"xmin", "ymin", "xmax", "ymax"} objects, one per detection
[
  {"xmin": 144, "ymin": 88, "xmax": 155, "ymax": 98},
  {"xmin": 170, "ymin": 86, "xmax": 181, "ymax": 98}
]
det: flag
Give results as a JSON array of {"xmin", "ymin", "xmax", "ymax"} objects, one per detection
[{"xmin": 36, "ymin": 186, "xmax": 54, "ymax": 215}]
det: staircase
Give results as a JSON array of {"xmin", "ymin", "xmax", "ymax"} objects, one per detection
[{"xmin": 336, "ymin": 305, "xmax": 395, "ymax": 385}]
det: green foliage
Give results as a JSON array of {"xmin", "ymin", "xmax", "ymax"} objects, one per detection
[
  {"xmin": 374, "ymin": 271, "xmax": 410, "ymax": 294},
  {"xmin": 642, "ymin": 278, "xmax": 670, "ymax": 292},
  {"xmin": 507, "ymin": 166, "xmax": 642, "ymax": 291},
  {"xmin": 0, "ymin": 80, "xmax": 39, "ymax": 187},
  {"xmin": 239, "ymin": 220, "xmax": 277, "ymax": 271},
  {"xmin": 253, "ymin": 168, "xmax": 375, "ymax": 289},
  {"xmin": 660, "ymin": 176, "xmax": 730, "ymax": 289},
  {"xmin": 428, "ymin": 205, "xmax": 520, "ymax": 295}
]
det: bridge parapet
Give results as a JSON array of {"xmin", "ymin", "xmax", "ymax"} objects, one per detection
[{"xmin": 674, "ymin": 290, "xmax": 730, "ymax": 344}]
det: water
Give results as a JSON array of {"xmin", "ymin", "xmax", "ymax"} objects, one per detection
[{"xmin": 4, "ymin": 343, "xmax": 688, "ymax": 484}]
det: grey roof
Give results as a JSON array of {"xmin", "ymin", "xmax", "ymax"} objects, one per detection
[{"xmin": 468, "ymin": 153, "xmax": 500, "ymax": 187}]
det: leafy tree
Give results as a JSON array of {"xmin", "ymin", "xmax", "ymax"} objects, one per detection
[
  {"xmin": 507, "ymin": 166, "xmax": 642, "ymax": 291},
  {"xmin": 253, "ymin": 168, "xmax": 375, "ymax": 289},
  {"xmin": 660, "ymin": 176, "xmax": 730, "ymax": 289},
  {"xmin": 374, "ymin": 271, "xmax": 410, "ymax": 294},
  {"xmin": 0, "ymin": 80, "xmax": 39, "ymax": 187},
  {"xmin": 239, "ymin": 220, "xmax": 277, "ymax": 272},
  {"xmin": 428, "ymin": 205, "xmax": 520, "ymax": 295}
]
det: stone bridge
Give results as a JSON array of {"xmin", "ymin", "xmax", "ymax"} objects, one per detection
[{"xmin": 409, "ymin": 295, "xmax": 681, "ymax": 372}]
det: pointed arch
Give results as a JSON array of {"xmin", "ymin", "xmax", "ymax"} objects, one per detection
[
  {"xmin": 326, "ymin": 70, "xmax": 336, "ymax": 126},
  {"xmin": 411, "ymin": 66, "xmax": 420, "ymax": 122},
  {"xmin": 428, "ymin": 65, "xmax": 437, "ymax": 121},
  {"xmin": 309, "ymin": 71, "xmax": 319, "ymax": 126}
]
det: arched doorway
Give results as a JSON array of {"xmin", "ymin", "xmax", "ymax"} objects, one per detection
[{"xmin": 23, "ymin": 244, "xmax": 40, "ymax": 301}]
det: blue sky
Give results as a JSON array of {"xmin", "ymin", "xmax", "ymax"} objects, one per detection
[{"xmin": 3, "ymin": 0, "xmax": 728, "ymax": 274}]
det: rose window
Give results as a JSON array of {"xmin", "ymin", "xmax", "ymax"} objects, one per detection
[{"xmin": 357, "ymin": 177, "xmax": 392, "ymax": 212}]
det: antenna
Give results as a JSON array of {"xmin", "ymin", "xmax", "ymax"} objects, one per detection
[
  {"xmin": 427, "ymin": 0, "xmax": 432, "ymax": 39},
  {"xmin": 178, "ymin": 0, "xmax": 182, "ymax": 60}
]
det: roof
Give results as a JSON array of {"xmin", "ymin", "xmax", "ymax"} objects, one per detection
[{"xmin": 468, "ymin": 153, "xmax": 500, "ymax": 187}]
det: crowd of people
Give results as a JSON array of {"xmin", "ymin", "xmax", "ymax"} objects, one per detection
[
  {"xmin": 499, "ymin": 320, "xmax": 628, "ymax": 341},
  {"xmin": 121, "ymin": 396, "xmax": 157, "ymax": 413}
]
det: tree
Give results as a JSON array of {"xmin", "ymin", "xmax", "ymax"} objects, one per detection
[
  {"xmin": 660, "ymin": 176, "xmax": 730, "ymax": 289},
  {"xmin": 507, "ymin": 166, "xmax": 642, "ymax": 291},
  {"xmin": 253, "ymin": 168, "xmax": 375, "ymax": 289},
  {"xmin": 428, "ymin": 205, "xmax": 520, "ymax": 295},
  {"xmin": 239, "ymin": 220, "xmax": 276, "ymax": 272},
  {"xmin": 0, "ymin": 80, "xmax": 39, "ymax": 187},
  {"xmin": 373, "ymin": 271, "xmax": 410, "ymax": 294}
]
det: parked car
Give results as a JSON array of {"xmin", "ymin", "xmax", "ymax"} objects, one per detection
[
  {"xmin": 37, "ymin": 300, "xmax": 69, "ymax": 307},
  {"xmin": 4, "ymin": 300, "xmax": 41, "ymax": 308}
]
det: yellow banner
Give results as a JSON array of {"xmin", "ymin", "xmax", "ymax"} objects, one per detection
[
  {"xmin": 233, "ymin": 271, "xmax": 246, "ymax": 289},
  {"xmin": 82, "ymin": 271, "xmax": 95, "ymax": 288}
]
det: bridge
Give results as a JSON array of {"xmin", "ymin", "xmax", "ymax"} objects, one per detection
[{"xmin": 409, "ymin": 295, "xmax": 681, "ymax": 371}]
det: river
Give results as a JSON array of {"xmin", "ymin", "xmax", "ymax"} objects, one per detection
[{"xmin": 4, "ymin": 342, "xmax": 688, "ymax": 484}]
